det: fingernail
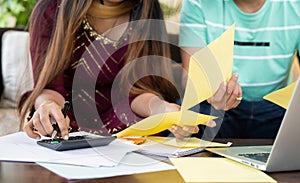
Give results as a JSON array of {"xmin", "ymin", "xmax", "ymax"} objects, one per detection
[
  {"xmin": 182, "ymin": 126, "xmax": 188, "ymax": 131},
  {"xmin": 206, "ymin": 120, "xmax": 216, "ymax": 127},
  {"xmin": 36, "ymin": 136, "xmax": 41, "ymax": 140},
  {"xmin": 173, "ymin": 126, "xmax": 178, "ymax": 131},
  {"xmin": 63, "ymin": 135, "xmax": 69, "ymax": 140},
  {"xmin": 222, "ymin": 81, "xmax": 226, "ymax": 88},
  {"xmin": 209, "ymin": 121, "xmax": 217, "ymax": 127}
]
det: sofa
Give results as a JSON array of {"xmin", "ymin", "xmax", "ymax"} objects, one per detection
[{"xmin": 0, "ymin": 28, "xmax": 34, "ymax": 136}]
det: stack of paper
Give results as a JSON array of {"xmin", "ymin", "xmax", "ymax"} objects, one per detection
[
  {"xmin": 135, "ymin": 137, "xmax": 231, "ymax": 158},
  {"xmin": 148, "ymin": 136, "xmax": 232, "ymax": 148},
  {"xmin": 0, "ymin": 132, "xmax": 138, "ymax": 167},
  {"xmin": 38, "ymin": 152, "xmax": 175, "ymax": 180}
]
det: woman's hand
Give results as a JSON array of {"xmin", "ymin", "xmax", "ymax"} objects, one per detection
[
  {"xmin": 168, "ymin": 120, "xmax": 216, "ymax": 140},
  {"xmin": 169, "ymin": 125, "xmax": 199, "ymax": 140},
  {"xmin": 207, "ymin": 73, "xmax": 242, "ymax": 111},
  {"xmin": 23, "ymin": 100, "xmax": 70, "ymax": 140},
  {"xmin": 132, "ymin": 93, "xmax": 204, "ymax": 139},
  {"xmin": 164, "ymin": 102, "xmax": 203, "ymax": 139},
  {"xmin": 163, "ymin": 102, "xmax": 198, "ymax": 139}
]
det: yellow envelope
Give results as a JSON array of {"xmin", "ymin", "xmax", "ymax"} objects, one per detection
[
  {"xmin": 148, "ymin": 136, "xmax": 232, "ymax": 148},
  {"xmin": 115, "ymin": 110, "xmax": 216, "ymax": 137},
  {"xmin": 181, "ymin": 24, "xmax": 235, "ymax": 110},
  {"xmin": 170, "ymin": 157, "xmax": 277, "ymax": 183},
  {"xmin": 263, "ymin": 81, "xmax": 296, "ymax": 109}
]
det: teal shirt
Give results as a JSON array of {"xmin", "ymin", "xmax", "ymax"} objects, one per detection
[{"xmin": 179, "ymin": 0, "xmax": 300, "ymax": 101}]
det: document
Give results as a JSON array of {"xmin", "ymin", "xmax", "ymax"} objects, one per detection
[
  {"xmin": 134, "ymin": 137, "xmax": 231, "ymax": 158},
  {"xmin": 0, "ymin": 132, "xmax": 138, "ymax": 167},
  {"xmin": 148, "ymin": 136, "xmax": 232, "ymax": 148},
  {"xmin": 181, "ymin": 24, "xmax": 235, "ymax": 110},
  {"xmin": 135, "ymin": 139, "xmax": 204, "ymax": 158},
  {"xmin": 115, "ymin": 24, "xmax": 235, "ymax": 137},
  {"xmin": 263, "ymin": 81, "xmax": 296, "ymax": 109},
  {"xmin": 170, "ymin": 157, "xmax": 277, "ymax": 183},
  {"xmin": 116, "ymin": 110, "xmax": 216, "ymax": 137},
  {"xmin": 38, "ymin": 152, "xmax": 175, "ymax": 180}
]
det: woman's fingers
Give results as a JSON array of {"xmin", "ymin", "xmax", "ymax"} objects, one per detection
[
  {"xmin": 25, "ymin": 100, "xmax": 70, "ymax": 139},
  {"xmin": 169, "ymin": 125, "xmax": 199, "ymax": 139},
  {"xmin": 23, "ymin": 120, "xmax": 41, "ymax": 140},
  {"xmin": 35, "ymin": 105, "xmax": 53, "ymax": 135},
  {"xmin": 47, "ymin": 104, "xmax": 69, "ymax": 139}
]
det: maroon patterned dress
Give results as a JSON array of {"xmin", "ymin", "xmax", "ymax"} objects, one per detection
[{"xmin": 30, "ymin": 0, "xmax": 142, "ymax": 135}]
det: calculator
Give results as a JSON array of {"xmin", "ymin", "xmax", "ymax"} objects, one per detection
[{"xmin": 37, "ymin": 135, "xmax": 116, "ymax": 151}]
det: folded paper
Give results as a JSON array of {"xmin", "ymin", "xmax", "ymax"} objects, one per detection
[
  {"xmin": 116, "ymin": 110, "xmax": 216, "ymax": 137},
  {"xmin": 263, "ymin": 81, "xmax": 296, "ymax": 109},
  {"xmin": 116, "ymin": 24, "xmax": 236, "ymax": 137},
  {"xmin": 181, "ymin": 24, "xmax": 235, "ymax": 110}
]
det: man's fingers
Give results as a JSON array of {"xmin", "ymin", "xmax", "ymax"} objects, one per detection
[
  {"xmin": 226, "ymin": 73, "xmax": 239, "ymax": 95},
  {"xmin": 203, "ymin": 120, "xmax": 216, "ymax": 127},
  {"xmin": 226, "ymin": 74, "xmax": 239, "ymax": 100},
  {"xmin": 214, "ymin": 81, "xmax": 227, "ymax": 102}
]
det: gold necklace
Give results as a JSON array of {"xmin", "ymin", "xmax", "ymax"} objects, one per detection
[
  {"xmin": 87, "ymin": 15, "xmax": 119, "ymax": 36},
  {"xmin": 83, "ymin": 16, "xmax": 132, "ymax": 49}
]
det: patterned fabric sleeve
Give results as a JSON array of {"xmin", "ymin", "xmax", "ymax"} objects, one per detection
[
  {"xmin": 179, "ymin": 0, "xmax": 207, "ymax": 48},
  {"xmin": 30, "ymin": 0, "xmax": 66, "ymax": 97}
]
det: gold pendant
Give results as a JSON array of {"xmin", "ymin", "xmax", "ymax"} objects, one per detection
[{"xmin": 103, "ymin": 39, "xmax": 108, "ymax": 45}]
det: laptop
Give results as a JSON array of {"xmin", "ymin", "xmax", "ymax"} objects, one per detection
[{"xmin": 207, "ymin": 77, "xmax": 300, "ymax": 172}]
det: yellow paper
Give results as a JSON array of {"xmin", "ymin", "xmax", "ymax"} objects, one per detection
[
  {"xmin": 170, "ymin": 157, "xmax": 277, "ymax": 183},
  {"xmin": 263, "ymin": 82, "xmax": 296, "ymax": 109},
  {"xmin": 148, "ymin": 136, "xmax": 232, "ymax": 148},
  {"xmin": 181, "ymin": 24, "xmax": 235, "ymax": 110},
  {"xmin": 116, "ymin": 25, "xmax": 235, "ymax": 137},
  {"xmin": 115, "ymin": 111, "xmax": 216, "ymax": 137}
]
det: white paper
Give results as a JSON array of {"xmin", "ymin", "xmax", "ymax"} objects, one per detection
[
  {"xmin": 135, "ymin": 139, "xmax": 204, "ymax": 157},
  {"xmin": 0, "ymin": 132, "xmax": 139, "ymax": 167},
  {"xmin": 38, "ymin": 152, "xmax": 175, "ymax": 180}
]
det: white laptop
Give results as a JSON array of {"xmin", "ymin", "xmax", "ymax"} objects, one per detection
[{"xmin": 207, "ymin": 77, "xmax": 300, "ymax": 172}]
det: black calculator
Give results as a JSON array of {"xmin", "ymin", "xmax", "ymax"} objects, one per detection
[{"xmin": 37, "ymin": 135, "xmax": 116, "ymax": 151}]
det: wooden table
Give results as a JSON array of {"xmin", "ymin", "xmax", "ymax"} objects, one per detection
[{"xmin": 1, "ymin": 139, "xmax": 300, "ymax": 183}]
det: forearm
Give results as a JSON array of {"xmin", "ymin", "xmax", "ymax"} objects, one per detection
[
  {"xmin": 130, "ymin": 93, "xmax": 165, "ymax": 117},
  {"xmin": 181, "ymin": 47, "xmax": 200, "ymax": 87},
  {"xmin": 131, "ymin": 92, "xmax": 181, "ymax": 117},
  {"xmin": 35, "ymin": 89, "xmax": 65, "ymax": 109},
  {"xmin": 181, "ymin": 47, "xmax": 200, "ymax": 71}
]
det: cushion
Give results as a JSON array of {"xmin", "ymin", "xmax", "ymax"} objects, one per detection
[
  {"xmin": 0, "ymin": 30, "xmax": 33, "ymax": 108},
  {"xmin": 0, "ymin": 108, "xmax": 20, "ymax": 136}
]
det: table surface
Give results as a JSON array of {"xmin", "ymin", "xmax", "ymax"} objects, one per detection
[{"xmin": 1, "ymin": 139, "xmax": 300, "ymax": 183}]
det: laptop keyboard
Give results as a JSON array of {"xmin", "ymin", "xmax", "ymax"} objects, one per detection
[{"xmin": 238, "ymin": 152, "xmax": 270, "ymax": 163}]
